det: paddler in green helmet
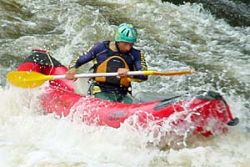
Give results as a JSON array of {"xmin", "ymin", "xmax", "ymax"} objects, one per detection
[{"xmin": 66, "ymin": 23, "xmax": 148, "ymax": 103}]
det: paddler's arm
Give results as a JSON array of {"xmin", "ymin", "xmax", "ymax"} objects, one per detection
[
  {"xmin": 131, "ymin": 52, "xmax": 148, "ymax": 82},
  {"xmin": 66, "ymin": 67, "xmax": 78, "ymax": 80},
  {"xmin": 66, "ymin": 43, "xmax": 102, "ymax": 80}
]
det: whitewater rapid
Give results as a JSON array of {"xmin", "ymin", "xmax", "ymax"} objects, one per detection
[{"xmin": 0, "ymin": 0, "xmax": 249, "ymax": 166}]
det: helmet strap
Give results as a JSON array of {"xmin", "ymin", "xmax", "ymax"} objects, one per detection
[
  {"xmin": 115, "ymin": 42, "xmax": 122, "ymax": 53},
  {"xmin": 115, "ymin": 42, "xmax": 132, "ymax": 53}
]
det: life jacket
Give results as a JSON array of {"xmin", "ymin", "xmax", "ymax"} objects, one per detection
[{"xmin": 93, "ymin": 42, "xmax": 133, "ymax": 87}]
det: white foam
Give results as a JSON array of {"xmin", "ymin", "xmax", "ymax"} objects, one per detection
[{"xmin": 0, "ymin": 0, "xmax": 249, "ymax": 166}]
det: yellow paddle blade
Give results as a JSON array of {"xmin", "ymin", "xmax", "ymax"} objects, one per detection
[
  {"xmin": 143, "ymin": 69, "xmax": 194, "ymax": 76},
  {"xmin": 6, "ymin": 71, "xmax": 54, "ymax": 88},
  {"xmin": 142, "ymin": 71, "xmax": 156, "ymax": 75}
]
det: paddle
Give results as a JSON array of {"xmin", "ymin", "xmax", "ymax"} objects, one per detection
[{"xmin": 6, "ymin": 69, "xmax": 194, "ymax": 88}]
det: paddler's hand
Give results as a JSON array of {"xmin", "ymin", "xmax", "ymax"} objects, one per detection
[
  {"xmin": 117, "ymin": 68, "xmax": 129, "ymax": 78},
  {"xmin": 65, "ymin": 67, "xmax": 77, "ymax": 80}
]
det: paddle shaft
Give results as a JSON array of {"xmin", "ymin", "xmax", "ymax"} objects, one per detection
[
  {"xmin": 52, "ymin": 70, "xmax": 192, "ymax": 79},
  {"xmin": 6, "ymin": 69, "xmax": 193, "ymax": 88},
  {"xmin": 53, "ymin": 71, "xmax": 146, "ymax": 79}
]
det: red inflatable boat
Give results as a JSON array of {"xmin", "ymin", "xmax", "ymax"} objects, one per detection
[{"xmin": 16, "ymin": 50, "xmax": 238, "ymax": 137}]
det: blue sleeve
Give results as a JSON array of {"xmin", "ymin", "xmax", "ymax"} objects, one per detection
[
  {"xmin": 74, "ymin": 43, "xmax": 103, "ymax": 68},
  {"xmin": 133, "ymin": 51, "xmax": 148, "ymax": 81}
]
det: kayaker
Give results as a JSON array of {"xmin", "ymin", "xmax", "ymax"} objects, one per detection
[{"xmin": 65, "ymin": 23, "xmax": 148, "ymax": 103}]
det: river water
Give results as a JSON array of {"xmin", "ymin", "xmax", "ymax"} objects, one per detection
[{"xmin": 0, "ymin": 0, "xmax": 249, "ymax": 166}]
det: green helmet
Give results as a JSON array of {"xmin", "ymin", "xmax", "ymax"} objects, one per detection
[{"xmin": 115, "ymin": 23, "xmax": 137, "ymax": 43}]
